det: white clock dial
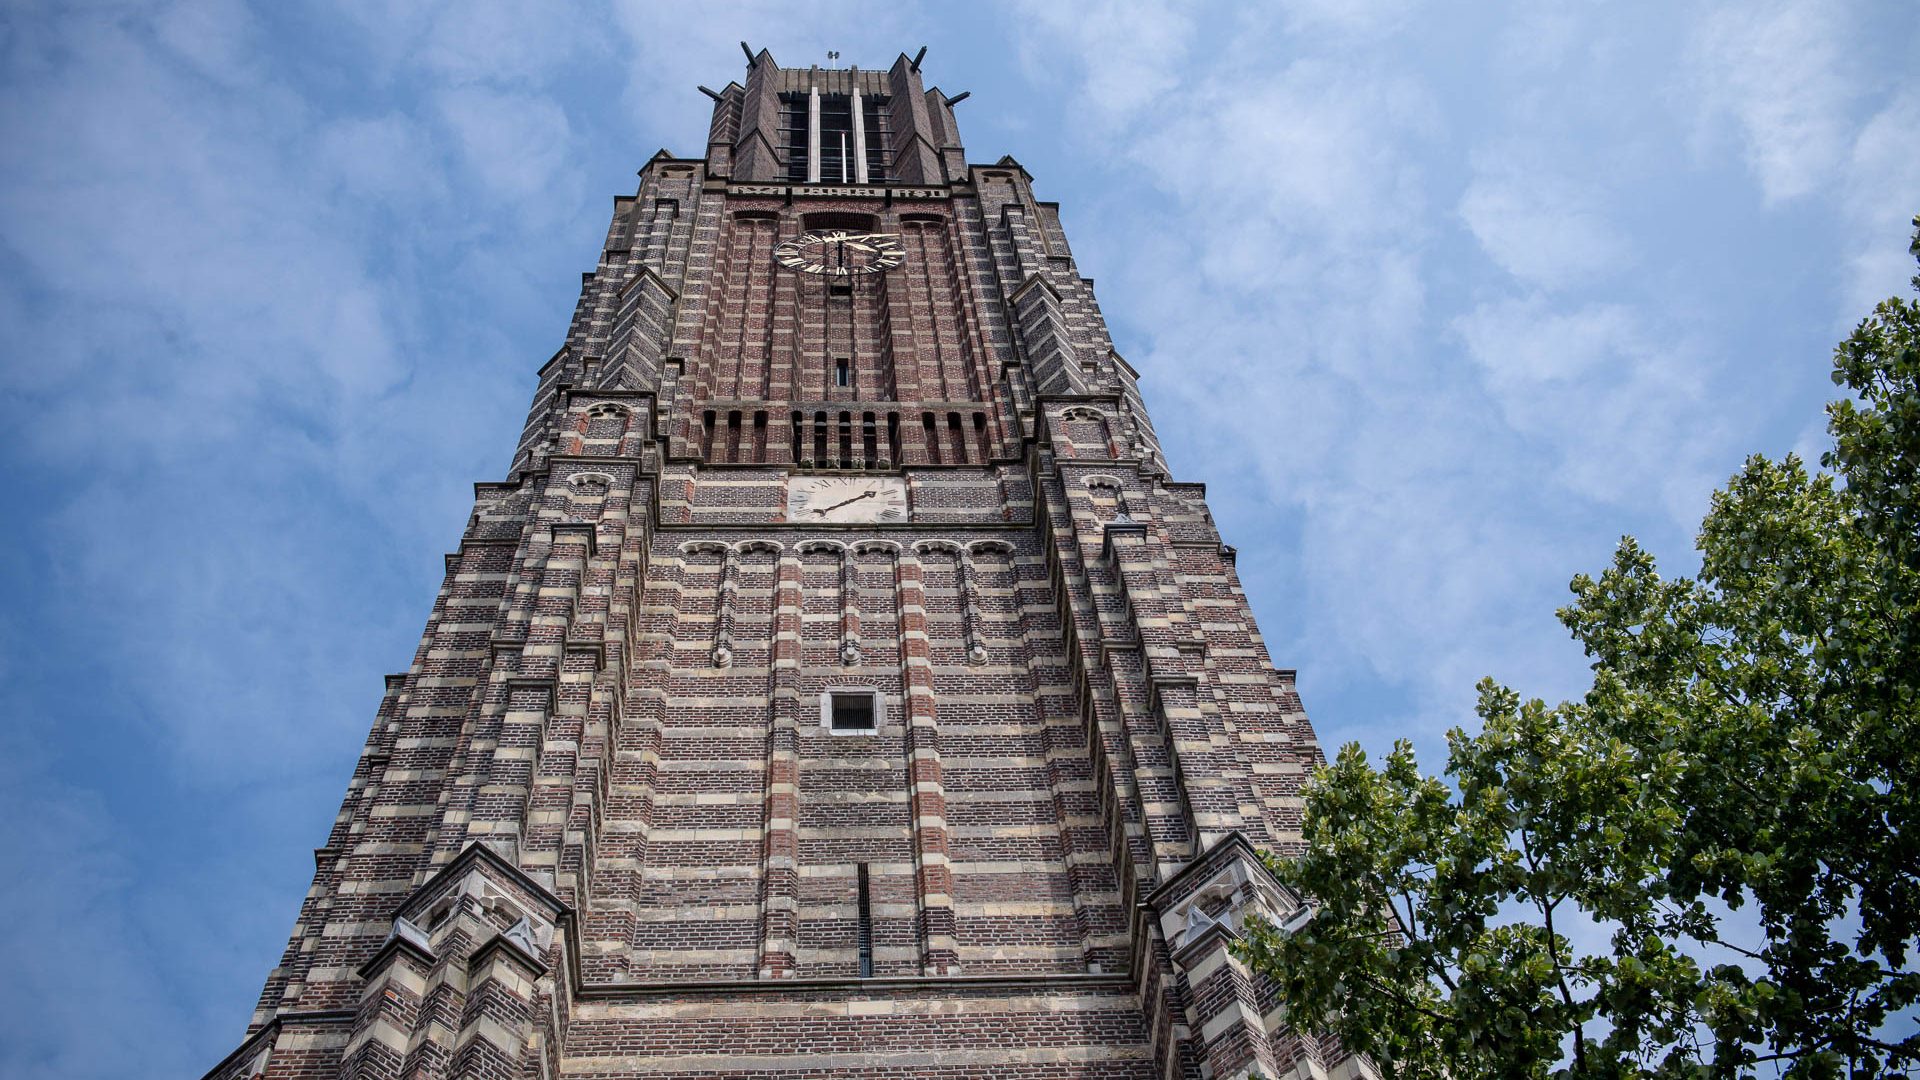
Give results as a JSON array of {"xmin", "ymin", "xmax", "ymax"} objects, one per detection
[
  {"xmin": 773, "ymin": 231, "xmax": 906, "ymax": 277},
  {"xmin": 787, "ymin": 476, "xmax": 909, "ymax": 524}
]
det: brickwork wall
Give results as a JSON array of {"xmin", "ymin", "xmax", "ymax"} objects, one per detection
[{"xmin": 208, "ymin": 49, "xmax": 1372, "ymax": 1080}]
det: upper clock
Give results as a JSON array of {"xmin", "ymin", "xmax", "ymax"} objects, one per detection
[
  {"xmin": 787, "ymin": 476, "xmax": 909, "ymax": 524},
  {"xmin": 773, "ymin": 231, "xmax": 906, "ymax": 277}
]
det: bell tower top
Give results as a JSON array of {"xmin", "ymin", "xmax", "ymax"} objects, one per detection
[{"xmin": 702, "ymin": 45, "xmax": 966, "ymax": 185}]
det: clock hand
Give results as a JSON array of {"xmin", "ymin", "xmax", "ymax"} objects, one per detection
[{"xmin": 814, "ymin": 490, "xmax": 878, "ymax": 514}]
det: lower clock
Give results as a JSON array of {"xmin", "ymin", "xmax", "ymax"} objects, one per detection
[{"xmin": 787, "ymin": 476, "xmax": 909, "ymax": 524}]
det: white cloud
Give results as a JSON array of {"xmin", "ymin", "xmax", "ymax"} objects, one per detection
[
  {"xmin": 316, "ymin": 113, "xmax": 448, "ymax": 202},
  {"xmin": 1690, "ymin": 0, "xmax": 1856, "ymax": 204},
  {"xmin": 435, "ymin": 85, "xmax": 576, "ymax": 204},
  {"xmin": 0, "ymin": 740, "xmax": 199, "ymax": 1079},
  {"xmin": 1268, "ymin": 0, "xmax": 1418, "ymax": 36},
  {"xmin": 1454, "ymin": 296, "xmax": 1724, "ymax": 522},
  {"xmin": 1012, "ymin": 0, "xmax": 1196, "ymax": 122},
  {"xmin": 421, "ymin": 0, "xmax": 592, "ymax": 85},
  {"xmin": 0, "ymin": 2, "xmax": 523, "ymax": 785},
  {"xmin": 1839, "ymin": 89, "xmax": 1920, "ymax": 313},
  {"xmin": 1686, "ymin": 0, "xmax": 1917, "ymax": 324},
  {"xmin": 1495, "ymin": 6, "xmax": 1584, "ymax": 75},
  {"xmin": 1460, "ymin": 158, "xmax": 1632, "ymax": 289},
  {"xmin": 151, "ymin": 0, "xmax": 267, "ymax": 87}
]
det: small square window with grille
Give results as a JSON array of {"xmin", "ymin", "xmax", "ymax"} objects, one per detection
[{"xmin": 824, "ymin": 690, "xmax": 879, "ymax": 733}]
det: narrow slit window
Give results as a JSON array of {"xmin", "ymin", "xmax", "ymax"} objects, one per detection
[
  {"xmin": 856, "ymin": 863, "xmax": 874, "ymax": 978},
  {"xmin": 922, "ymin": 412, "xmax": 941, "ymax": 464},
  {"xmin": 835, "ymin": 358, "xmax": 851, "ymax": 387}
]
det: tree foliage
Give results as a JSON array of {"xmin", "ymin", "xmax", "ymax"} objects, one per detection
[{"xmin": 1239, "ymin": 221, "xmax": 1920, "ymax": 1078}]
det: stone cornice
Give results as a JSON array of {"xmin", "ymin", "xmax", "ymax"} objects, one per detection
[
  {"xmin": 198, "ymin": 1011, "xmax": 355, "ymax": 1080},
  {"xmin": 354, "ymin": 927, "xmax": 435, "ymax": 980},
  {"xmin": 470, "ymin": 930, "xmax": 549, "ymax": 977},
  {"xmin": 390, "ymin": 841, "xmax": 568, "ymax": 924},
  {"xmin": 1142, "ymin": 831, "xmax": 1287, "ymax": 912},
  {"xmin": 569, "ymin": 969, "xmax": 1134, "ymax": 1001},
  {"xmin": 614, "ymin": 261, "xmax": 679, "ymax": 302}
]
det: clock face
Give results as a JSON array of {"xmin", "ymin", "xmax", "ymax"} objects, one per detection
[
  {"xmin": 773, "ymin": 231, "xmax": 906, "ymax": 277},
  {"xmin": 787, "ymin": 476, "xmax": 909, "ymax": 524}
]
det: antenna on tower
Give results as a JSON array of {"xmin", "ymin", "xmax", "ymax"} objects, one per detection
[{"xmin": 827, "ymin": 50, "xmax": 840, "ymax": 62}]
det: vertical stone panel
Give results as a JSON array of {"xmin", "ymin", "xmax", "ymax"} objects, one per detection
[{"xmin": 895, "ymin": 545, "xmax": 958, "ymax": 973}]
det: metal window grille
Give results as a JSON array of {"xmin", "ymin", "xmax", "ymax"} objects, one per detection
[{"xmin": 856, "ymin": 863, "xmax": 874, "ymax": 977}]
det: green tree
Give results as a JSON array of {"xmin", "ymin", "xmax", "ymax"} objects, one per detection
[{"xmin": 1239, "ymin": 220, "xmax": 1920, "ymax": 1078}]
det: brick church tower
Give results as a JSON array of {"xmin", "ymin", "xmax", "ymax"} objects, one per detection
[{"xmin": 205, "ymin": 47, "xmax": 1372, "ymax": 1080}]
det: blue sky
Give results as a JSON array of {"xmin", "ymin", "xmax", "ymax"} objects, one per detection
[{"xmin": 0, "ymin": 1, "xmax": 1914, "ymax": 1076}]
